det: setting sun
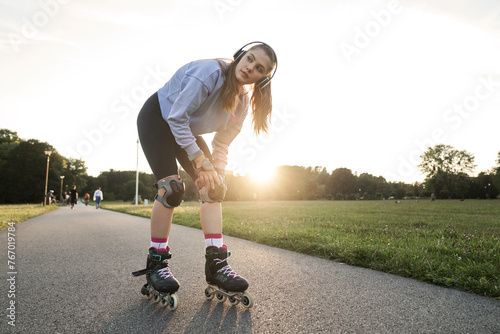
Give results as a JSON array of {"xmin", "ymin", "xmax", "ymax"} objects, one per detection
[{"xmin": 248, "ymin": 165, "xmax": 276, "ymax": 185}]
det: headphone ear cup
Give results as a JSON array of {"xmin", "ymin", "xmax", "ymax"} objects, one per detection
[
  {"xmin": 257, "ymin": 76, "xmax": 270, "ymax": 89},
  {"xmin": 233, "ymin": 49, "xmax": 245, "ymax": 61}
]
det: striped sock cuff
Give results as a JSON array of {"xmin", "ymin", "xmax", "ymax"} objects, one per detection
[
  {"xmin": 204, "ymin": 233, "xmax": 223, "ymax": 239},
  {"xmin": 151, "ymin": 237, "xmax": 168, "ymax": 243},
  {"xmin": 204, "ymin": 233, "xmax": 223, "ymax": 248},
  {"xmin": 151, "ymin": 237, "xmax": 168, "ymax": 251}
]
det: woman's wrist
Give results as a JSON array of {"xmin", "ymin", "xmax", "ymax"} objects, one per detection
[
  {"xmin": 193, "ymin": 155, "xmax": 206, "ymax": 168},
  {"xmin": 188, "ymin": 149, "xmax": 204, "ymax": 162}
]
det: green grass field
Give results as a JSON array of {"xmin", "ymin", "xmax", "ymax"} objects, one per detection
[
  {"xmin": 0, "ymin": 204, "xmax": 58, "ymax": 230},
  {"xmin": 102, "ymin": 199, "xmax": 500, "ymax": 298}
]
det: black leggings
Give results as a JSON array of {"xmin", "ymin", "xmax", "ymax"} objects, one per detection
[{"xmin": 137, "ymin": 92, "xmax": 212, "ymax": 182}]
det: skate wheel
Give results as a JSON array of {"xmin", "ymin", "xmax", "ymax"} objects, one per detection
[
  {"xmin": 140, "ymin": 284, "xmax": 148, "ymax": 295},
  {"xmin": 169, "ymin": 294, "xmax": 179, "ymax": 310},
  {"xmin": 228, "ymin": 295, "xmax": 239, "ymax": 306},
  {"xmin": 160, "ymin": 294, "xmax": 178, "ymax": 310},
  {"xmin": 241, "ymin": 292, "xmax": 254, "ymax": 309},
  {"xmin": 153, "ymin": 292, "xmax": 161, "ymax": 303},
  {"xmin": 160, "ymin": 295, "xmax": 169, "ymax": 307},
  {"xmin": 141, "ymin": 284, "xmax": 153, "ymax": 300},
  {"xmin": 216, "ymin": 292, "xmax": 227, "ymax": 303},
  {"xmin": 204, "ymin": 286, "xmax": 214, "ymax": 300}
]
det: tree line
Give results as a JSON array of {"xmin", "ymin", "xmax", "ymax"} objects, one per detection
[{"xmin": 0, "ymin": 129, "xmax": 498, "ymax": 204}]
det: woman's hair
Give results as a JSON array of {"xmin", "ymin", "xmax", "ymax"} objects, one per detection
[{"xmin": 218, "ymin": 44, "xmax": 277, "ymax": 134}]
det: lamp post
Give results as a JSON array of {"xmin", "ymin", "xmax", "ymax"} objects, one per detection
[
  {"xmin": 43, "ymin": 150, "xmax": 52, "ymax": 206},
  {"xmin": 60, "ymin": 176, "xmax": 65, "ymax": 204}
]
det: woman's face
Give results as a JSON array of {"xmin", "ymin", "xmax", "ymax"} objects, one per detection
[{"xmin": 235, "ymin": 48, "xmax": 272, "ymax": 86}]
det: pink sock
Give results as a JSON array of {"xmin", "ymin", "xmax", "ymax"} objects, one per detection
[
  {"xmin": 151, "ymin": 237, "xmax": 168, "ymax": 251},
  {"xmin": 204, "ymin": 233, "xmax": 223, "ymax": 248}
]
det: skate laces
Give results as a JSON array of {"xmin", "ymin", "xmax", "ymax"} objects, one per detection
[
  {"xmin": 157, "ymin": 266, "xmax": 173, "ymax": 279},
  {"xmin": 157, "ymin": 260, "xmax": 173, "ymax": 279},
  {"xmin": 215, "ymin": 259, "xmax": 240, "ymax": 278}
]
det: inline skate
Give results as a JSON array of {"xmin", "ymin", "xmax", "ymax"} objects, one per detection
[
  {"xmin": 204, "ymin": 245, "xmax": 253, "ymax": 308},
  {"xmin": 132, "ymin": 247, "xmax": 179, "ymax": 310}
]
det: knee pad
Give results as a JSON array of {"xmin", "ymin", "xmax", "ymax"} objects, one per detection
[
  {"xmin": 198, "ymin": 175, "xmax": 227, "ymax": 203},
  {"xmin": 154, "ymin": 178, "xmax": 185, "ymax": 208}
]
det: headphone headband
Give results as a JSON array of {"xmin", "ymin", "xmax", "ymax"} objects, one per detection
[{"xmin": 233, "ymin": 41, "xmax": 278, "ymax": 89}]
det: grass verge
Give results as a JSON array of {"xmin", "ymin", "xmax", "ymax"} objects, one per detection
[{"xmin": 0, "ymin": 204, "xmax": 59, "ymax": 230}]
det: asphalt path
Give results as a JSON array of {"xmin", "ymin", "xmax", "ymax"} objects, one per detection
[{"xmin": 1, "ymin": 204, "xmax": 499, "ymax": 333}]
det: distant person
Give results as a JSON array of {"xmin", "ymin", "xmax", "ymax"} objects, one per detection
[
  {"xmin": 64, "ymin": 192, "xmax": 70, "ymax": 206},
  {"xmin": 70, "ymin": 185, "xmax": 78, "ymax": 209},
  {"xmin": 431, "ymin": 193, "xmax": 436, "ymax": 202},
  {"xmin": 84, "ymin": 193, "xmax": 90, "ymax": 206},
  {"xmin": 45, "ymin": 190, "xmax": 56, "ymax": 205},
  {"xmin": 132, "ymin": 42, "xmax": 277, "ymax": 309},
  {"xmin": 93, "ymin": 187, "xmax": 103, "ymax": 209}
]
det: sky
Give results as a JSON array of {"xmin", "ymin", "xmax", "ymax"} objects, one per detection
[{"xmin": 1, "ymin": 0, "xmax": 499, "ymax": 183}]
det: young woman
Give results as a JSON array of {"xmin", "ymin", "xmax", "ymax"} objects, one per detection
[{"xmin": 133, "ymin": 42, "xmax": 277, "ymax": 308}]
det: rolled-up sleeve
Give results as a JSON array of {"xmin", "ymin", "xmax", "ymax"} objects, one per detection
[
  {"xmin": 166, "ymin": 75, "xmax": 210, "ymax": 158},
  {"xmin": 212, "ymin": 103, "xmax": 249, "ymax": 170}
]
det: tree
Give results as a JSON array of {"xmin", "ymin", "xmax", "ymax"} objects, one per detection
[
  {"xmin": 61, "ymin": 158, "xmax": 88, "ymax": 195},
  {"xmin": 0, "ymin": 139, "xmax": 71, "ymax": 203},
  {"xmin": 357, "ymin": 173, "xmax": 389, "ymax": 199},
  {"xmin": 418, "ymin": 144, "xmax": 476, "ymax": 177},
  {"xmin": 470, "ymin": 172, "xmax": 499, "ymax": 199},
  {"xmin": 451, "ymin": 173, "xmax": 472, "ymax": 200},
  {"xmin": 0, "ymin": 129, "xmax": 89, "ymax": 204},
  {"xmin": 0, "ymin": 139, "xmax": 48, "ymax": 203},
  {"xmin": 0, "ymin": 130, "xmax": 21, "ymax": 198},
  {"xmin": 418, "ymin": 144, "xmax": 476, "ymax": 199},
  {"xmin": 273, "ymin": 166, "xmax": 309, "ymax": 200},
  {"xmin": 328, "ymin": 168, "xmax": 357, "ymax": 199},
  {"xmin": 0, "ymin": 129, "xmax": 20, "ymax": 144},
  {"xmin": 493, "ymin": 151, "xmax": 500, "ymax": 198}
]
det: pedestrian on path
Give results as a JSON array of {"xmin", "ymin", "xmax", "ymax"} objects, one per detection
[
  {"xmin": 45, "ymin": 190, "xmax": 56, "ymax": 205},
  {"xmin": 134, "ymin": 42, "xmax": 277, "ymax": 301},
  {"xmin": 93, "ymin": 187, "xmax": 103, "ymax": 209},
  {"xmin": 70, "ymin": 185, "xmax": 78, "ymax": 210}
]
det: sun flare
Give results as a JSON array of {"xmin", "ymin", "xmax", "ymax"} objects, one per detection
[{"xmin": 248, "ymin": 166, "xmax": 277, "ymax": 185}]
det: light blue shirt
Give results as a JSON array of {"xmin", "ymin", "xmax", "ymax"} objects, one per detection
[{"xmin": 157, "ymin": 59, "xmax": 249, "ymax": 170}]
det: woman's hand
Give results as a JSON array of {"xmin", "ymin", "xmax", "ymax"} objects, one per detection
[
  {"xmin": 194, "ymin": 155, "xmax": 221, "ymax": 189},
  {"xmin": 197, "ymin": 170, "xmax": 220, "ymax": 190}
]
